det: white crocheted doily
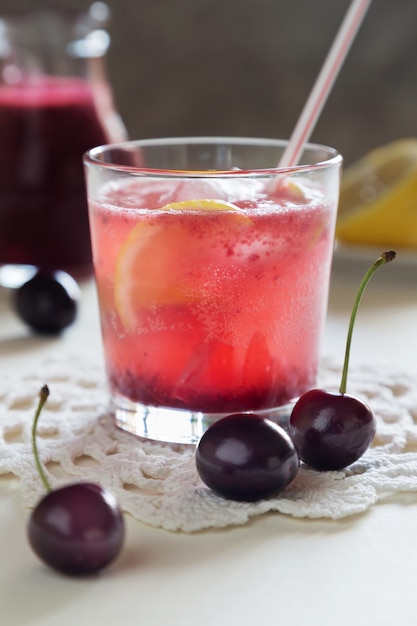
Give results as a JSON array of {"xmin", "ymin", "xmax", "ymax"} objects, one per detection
[{"xmin": 1, "ymin": 355, "xmax": 417, "ymax": 532}]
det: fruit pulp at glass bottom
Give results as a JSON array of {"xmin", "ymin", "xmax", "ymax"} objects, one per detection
[
  {"xmin": 105, "ymin": 318, "xmax": 320, "ymax": 413},
  {"xmin": 0, "ymin": 78, "xmax": 111, "ymax": 275},
  {"xmin": 92, "ymin": 192, "xmax": 335, "ymax": 413}
]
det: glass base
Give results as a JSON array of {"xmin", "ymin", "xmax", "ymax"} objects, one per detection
[{"xmin": 112, "ymin": 394, "xmax": 295, "ymax": 445}]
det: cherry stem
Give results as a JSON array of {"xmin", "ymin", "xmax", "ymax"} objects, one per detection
[
  {"xmin": 339, "ymin": 250, "xmax": 396, "ymax": 395},
  {"xmin": 31, "ymin": 385, "xmax": 52, "ymax": 493}
]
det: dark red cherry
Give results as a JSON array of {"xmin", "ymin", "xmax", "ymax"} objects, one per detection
[
  {"xmin": 14, "ymin": 269, "xmax": 80, "ymax": 334},
  {"xmin": 289, "ymin": 251, "xmax": 395, "ymax": 471},
  {"xmin": 28, "ymin": 386, "xmax": 125, "ymax": 576},
  {"xmin": 196, "ymin": 413, "xmax": 299, "ymax": 501},
  {"xmin": 28, "ymin": 482, "xmax": 125, "ymax": 576},
  {"xmin": 289, "ymin": 389, "xmax": 376, "ymax": 471}
]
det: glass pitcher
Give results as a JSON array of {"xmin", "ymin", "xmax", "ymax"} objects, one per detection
[{"xmin": 0, "ymin": 2, "xmax": 127, "ymax": 278}]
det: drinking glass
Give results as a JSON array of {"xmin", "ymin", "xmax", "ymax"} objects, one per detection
[{"xmin": 84, "ymin": 137, "xmax": 342, "ymax": 444}]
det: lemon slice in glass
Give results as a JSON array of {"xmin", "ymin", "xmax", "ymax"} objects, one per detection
[
  {"xmin": 336, "ymin": 139, "xmax": 417, "ymax": 248},
  {"xmin": 158, "ymin": 199, "xmax": 247, "ymax": 213},
  {"xmin": 114, "ymin": 199, "xmax": 252, "ymax": 332}
]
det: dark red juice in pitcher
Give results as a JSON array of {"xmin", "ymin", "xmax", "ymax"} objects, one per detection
[{"xmin": 0, "ymin": 77, "xmax": 112, "ymax": 276}]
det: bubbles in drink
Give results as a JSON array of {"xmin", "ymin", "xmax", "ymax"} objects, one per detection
[{"xmin": 90, "ymin": 175, "xmax": 335, "ymax": 413}]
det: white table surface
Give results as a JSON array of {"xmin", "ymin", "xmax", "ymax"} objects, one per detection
[{"xmin": 0, "ymin": 252, "xmax": 416, "ymax": 626}]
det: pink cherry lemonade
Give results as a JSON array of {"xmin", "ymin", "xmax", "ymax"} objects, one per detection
[{"xmin": 89, "ymin": 173, "xmax": 337, "ymax": 415}]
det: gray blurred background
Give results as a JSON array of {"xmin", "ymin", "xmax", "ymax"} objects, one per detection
[{"xmin": 1, "ymin": 0, "xmax": 417, "ymax": 166}]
